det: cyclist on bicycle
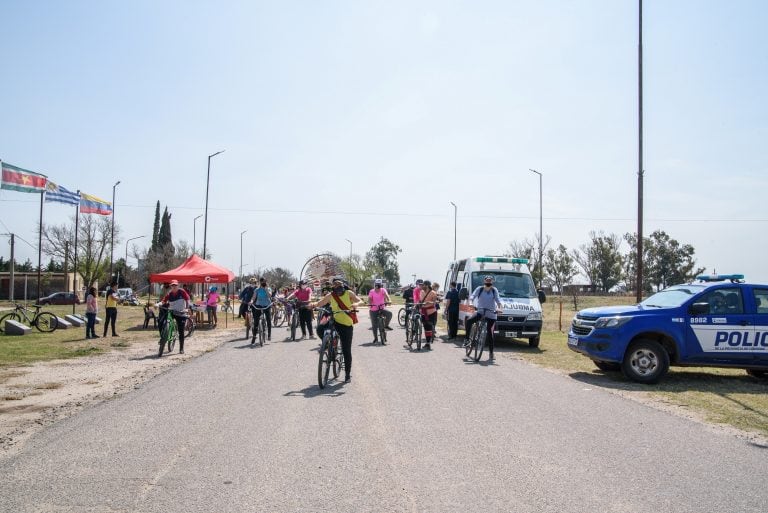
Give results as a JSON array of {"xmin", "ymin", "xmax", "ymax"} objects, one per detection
[
  {"xmin": 368, "ymin": 278, "xmax": 392, "ymax": 343},
  {"xmin": 464, "ymin": 275, "xmax": 503, "ymax": 360},
  {"xmin": 310, "ymin": 277, "xmax": 363, "ymax": 383},
  {"xmin": 420, "ymin": 280, "xmax": 439, "ymax": 350},
  {"xmin": 286, "ymin": 280, "xmax": 315, "ymax": 339},
  {"xmin": 159, "ymin": 280, "xmax": 191, "ymax": 354},
  {"xmin": 238, "ymin": 278, "xmax": 257, "ymax": 318},
  {"xmin": 249, "ymin": 277, "xmax": 272, "ymax": 343}
]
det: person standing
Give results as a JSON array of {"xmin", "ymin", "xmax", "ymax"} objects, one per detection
[
  {"xmin": 206, "ymin": 286, "xmax": 219, "ymax": 327},
  {"xmin": 160, "ymin": 280, "xmax": 191, "ymax": 354},
  {"xmin": 445, "ymin": 281, "xmax": 460, "ymax": 340},
  {"xmin": 238, "ymin": 278, "xmax": 257, "ymax": 319},
  {"xmin": 420, "ymin": 280, "xmax": 439, "ymax": 350},
  {"xmin": 310, "ymin": 277, "xmax": 363, "ymax": 383},
  {"xmin": 103, "ymin": 282, "xmax": 119, "ymax": 337},
  {"xmin": 85, "ymin": 286, "xmax": 99, "ymax": 339},
  {"xmin": 287, "ymin": 280, "xmax": 315, "ymax": 339},
  {"xmin": 368, "ymin": 278, "xmax": 393, "ymax": 344}
]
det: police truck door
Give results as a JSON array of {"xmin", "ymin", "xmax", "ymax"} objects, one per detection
[{"xmin": 687, "ymin": 288, "xmax": 754, "ymax": 363}]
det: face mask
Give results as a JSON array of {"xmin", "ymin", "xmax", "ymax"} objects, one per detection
[
  {"xmin": 333, "ymin": 286, "xmax": 344, "ymax": 295},
  {"xmin": 485, "ymin": 283, "xmax": 492, "ymax": 288}
]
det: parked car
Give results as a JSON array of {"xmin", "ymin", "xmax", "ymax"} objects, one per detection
[{"xmin": 38, "ymin": 292, "xmax": 81, "ymax": 305}]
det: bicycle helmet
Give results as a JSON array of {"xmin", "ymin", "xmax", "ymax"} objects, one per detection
[
  {"xmin": 484, "ymin": 275, "xmax": 494, "ymax": 283},
  {"xmin": 374, "ymin": 278, "xmax": 383, "ymax": 286}
]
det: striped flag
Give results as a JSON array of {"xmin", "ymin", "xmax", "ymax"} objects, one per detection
[
  {"xmin": 45, "ymin": 181, "xmax": 80, "ymax": 206},
  {"xmin": 1, "ymin": 161, "xmax": 47, "ymax": 193},
  {"xmin": 80, "ymin": 192, "xmax": 112, "ymax": 215}
]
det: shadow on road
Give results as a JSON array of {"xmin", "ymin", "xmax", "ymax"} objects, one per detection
[{"xmin": 284, "ymin": 382, "xmax": 347, "ymax": 398}]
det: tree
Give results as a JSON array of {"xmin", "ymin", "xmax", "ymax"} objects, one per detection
[
  {"xmin": 364, "ymin": 237, "xmax": 402, "ymax": 287},
  {"xmin": 151, "ymin": 201, "xmax": 161, "ymax": 252},
  {"xmin": 262, "ymin": 267, "xmax": 297, "ymax": 290},
  {"xmin": 42, "ymin": 214, "xmax": 116, "ymax": 287},
  {"xmin": 625, "ymin": 230, "xmax": 704, "ymax": 292},
  {"xmin": 573, "ymin": 231, "xmax": 623, "ymax": 292},
  {"xmin": 506, "ymin": 235, "xmax": 551, "ymax": 285},
  {"xmin": 158, "ymin": 207, "xmax": 173, "ymax": 253},
  {"xmin": 340, "ymin": 254, "xmax": 378, "ymax": 292},
  {"xmin": 544, "ymin": 244, "xmax": 578, "ymax": 294}
]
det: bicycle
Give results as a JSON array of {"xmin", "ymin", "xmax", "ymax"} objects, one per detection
[
  {"xmin": 221, "ymin": 297, "xmax": 233, "ymax": 313},
  {"xmin": 157, "ymin": 305, "xmax": 179, "ymax": 357},
  {"xmin": 244, "ymin": 304, "xmax": 253, "ymax": 339},
  {"xmin": 464, "ymin": 308, "xmax": 497, "ymax": 362},
  {"xmin": 315, "ymin": 307, "xmax": 357, "ymax": 389},
  {"xmin": 397, "ymin": 305, "xmax": 409, "ymax": 327},
  {"xmin": 0, "ymin": 302, "xmax": 58, "ymax": 333},
  {"xmin": 271, "ymin": 300, "xmax": 287, "ymax": 327},
  {"xmin": 250, "ymin": 303, "xmax": 272, "ymax": 346},
  {"xmin": 184, "ymin": 310, "xmax": 195, "ymax": 340},
  {"xmin": 405, "ymin": 302, "xmax": 424, "ymax": 351},
  {"xmin": 290, "ymin": 300, "xmax": 305, "ymax": 341},
  {"xmin": 369, "ymin": 302, "xmax": 391, "ymax": 345}
]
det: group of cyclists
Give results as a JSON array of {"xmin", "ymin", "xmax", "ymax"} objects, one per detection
[{"xmin": 154, "ymin": 272, "xmax": 505, "ymax": 382}]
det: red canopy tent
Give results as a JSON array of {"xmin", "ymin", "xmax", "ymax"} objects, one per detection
[{"xmin": 150, "ymin": 254, "xmax": 235, "ymax": 284}]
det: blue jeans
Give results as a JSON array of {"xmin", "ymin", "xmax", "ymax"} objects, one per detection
[{"xmin": 85, "ymin": 312, "xmax": 97, "ymax": 338}]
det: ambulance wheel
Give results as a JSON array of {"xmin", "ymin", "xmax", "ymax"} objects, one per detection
[
  {"xmin": 746, "ymin": 369, "xmax": 768, "ymax": 379},
  {"xmin": 622, "ymin": 339, "xmax": 669, "ymax": 384},
  {"xmin": 528, "ymin": 336, "xmax": 540, "ymax": 348},
  {"xmin": 594, "ymin": 360, "xmax": 621, "ymax": 372}
]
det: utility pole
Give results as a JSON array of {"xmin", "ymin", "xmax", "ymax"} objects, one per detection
[
  {"xmin": 636, "ymin": 0, "xmax": 645, "ymax": 303},
  {"xmin": 9, "ymin": 234, "xmax": 15, "ymax": 302}
]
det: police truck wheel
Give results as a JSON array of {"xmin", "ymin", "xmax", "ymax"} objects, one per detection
[
  {"xmin": 621, "ymin": 339, "xmax": 669, "ymax": 384},
  {"xmin": 746, "ymin": 369, "xmax": 768, "ymax": 379},
  {"xmin": 528, "ymin": 336, "xmax": 540, "ymax": 348},
  {"xmin": 594, "ymin": 360, "xmax": 621, "ymax": 372}
]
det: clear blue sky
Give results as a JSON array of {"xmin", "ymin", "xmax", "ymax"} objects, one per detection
[{"xmin": 1, "ymin": 1, "xmax": 767, "ymax": 285}]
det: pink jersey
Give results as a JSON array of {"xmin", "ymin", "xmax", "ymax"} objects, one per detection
[
  {"xmin": 293, "ymin": 287, "xmax": 312, "ymax": 302},
  {"xmin": 368, "ymin": 288, "xmax": 388, "ymax": 311},
  {"xmin": 413, "ymin": 287, "xmax": 422, "ymax": 304}
]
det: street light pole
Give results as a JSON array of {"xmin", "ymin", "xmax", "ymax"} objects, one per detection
[
  {"xmin": 124, "ymin": 235, "xmax": 146, "ymax": 278},
  {"xmin": 529, "ymin": 169, "xmax": 543, "ymax": 289},
  {"xmin": 110, "ymin": 180, "xmax": 121, "ymax": 280},
  {"xmin": 449, "ymin": 202, "xmax": 457, "ymax": 261},
  {"xmin": 202, "ymin": 150, "xmax": 225, "ymax": 260},
  {"xmin": 240, "ymin": 230, "xmax": 247, "ymax": 291},
  {"xmin": 193, "ymin": 214, "xmax": 202, "ymax": 255}
]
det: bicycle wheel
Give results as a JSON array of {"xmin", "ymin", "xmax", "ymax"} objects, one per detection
[
  {"xmin": 290, "ymin": 313, "xmax": 298, "ymax": 340},
  {"xmin": 405, "ymin": 317, "xmax": 413, "ymax": 347},
  {"xmin": 397, "ymin": 308, "xmax": 406, "ymax": 327},
  {"xmin": 0, "ymin": 312, "xmax": 22, "ymax": 334},
  {"xmin": 34, "ymin": 311, "xmax": 58, "ymax": 332},
  {"xmin": 379, "ymin": 318, "xmax": 387, "ymax": 345},
  {"xmin": 416, "ymin": 320, "xmax": 422, "ymax": 351},
  {"xmin": 184, "ymin": 317, "xmax": 195, "ymax": 339},
  {"xmin": 318, "ymin": 335, "xmax": 332, "ymax": 389},
  {"xmin": 167, "ymin": 324, "xmax": 177, "ymax": 353},
  {"xmin": 333, "ymin": 338, "xmax": 343, "ymax": 378},
  {"xmin": 474, "ymin": 323, "xmax": 486, "ymax": 362},
  {"xmin": 273, "ymin": 307, "xmax": 285, "ymax": 327},
  {"xmin": 259, "ymin": 317, "xmax": 266, "ymax": 346},
  {"xmin": 159, "ymin": 324, "xmax": 169, "ymax": 357},
  {"xmin": 466, "ymin": 324, "xmax": 477, "ymax": 357}
]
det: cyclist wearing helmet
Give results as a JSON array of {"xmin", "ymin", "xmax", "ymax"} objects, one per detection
[
  {"xmin": 310, "ymin": 277, "xmax": 363, "ymax": 383},
  {"xmin": 464, "ymin": 275, "xmax": 503, "ymax": 360},
  {"xmin": 368, "ymin": 278, "xmax": 393, "ymax": 343},
  {"xmin": 286, "ymin": 280, "xmax": 315, "ymax": 339},
  {"xmin": 249, "ymin": 277, "xmax": 273, "ymax": 343}
]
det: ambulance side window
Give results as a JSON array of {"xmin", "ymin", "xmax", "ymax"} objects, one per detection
[{"xmin": 753, "ymin": 289, "xmax": 768, "ymax": 314}]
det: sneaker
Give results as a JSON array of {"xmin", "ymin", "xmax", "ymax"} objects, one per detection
[
  {"xmin": 267, "ymin": 337, "xmax": 271, "ymax": 341},
  {"xmin": 92, "ymin": 335, "xmax": 100, "ymax": 339},
  {"xmin": 344, "ymin": 375, "xmax": 351, "ymax": 383},
  {"xmin": 250, "ymin": 340, "xmax": 255, "ymax": 345},
  {"xmin": 309, "ymin": 335, "xmax": 316, "ymax": 339},
  {"xmin": 425, "ymin": 343, "xmax": 431, "ymax": 350},
  {"xmin": 385, "ymin": 326, "xmax": 393, "ymax": 331},
  {"xmin": 180, "ymin": 350, "xmax": 185, "ymax": 354},
  {"xmin": 85, "ymin": 335, "xmax": 91, "ymax": 339},
  {"xmin": 489, "ymin": 354, "xmax": 495, "ymax": 361},
  {"xmin": 112, "ymin": 334, "xmax": 119, "ymax": 337}
]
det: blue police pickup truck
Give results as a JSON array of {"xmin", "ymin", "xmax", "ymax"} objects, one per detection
[{"xmin": 567, "ymin": 274, "xmax": 768, "ymax": 383}]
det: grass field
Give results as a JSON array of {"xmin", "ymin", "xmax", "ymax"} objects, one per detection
[{"xmin": 2, "ymin": 295, "xmax": 767, "ymax": 437}]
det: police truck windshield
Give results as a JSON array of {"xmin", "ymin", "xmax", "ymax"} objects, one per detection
[
  {"xmin": 472, "ymin": 272, "xmax": 537, "ymax": 298},
  {"xmin": 639, "ymin": 285, "xmax": 706, "ymax": 308}
]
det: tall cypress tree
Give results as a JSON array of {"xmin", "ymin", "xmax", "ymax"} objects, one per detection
[
  {"xmin": 151, "ymin": 201, "xmax": 161, "ymax": 252},
  {"xmin": 158, "ymin": 207, "xmax": 174, "ymax": 254}
]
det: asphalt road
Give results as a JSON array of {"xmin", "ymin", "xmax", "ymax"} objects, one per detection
[{"xmin": 1, "ymin": 313, "xmax": 766, "ymax": 513}]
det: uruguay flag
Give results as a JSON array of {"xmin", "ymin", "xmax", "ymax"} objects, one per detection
[{"xmin": 45, "ymin": 181, "xmax": 80, "ymax": 206}]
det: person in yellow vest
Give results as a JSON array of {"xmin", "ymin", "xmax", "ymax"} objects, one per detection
[
  {"xmin": 103, "ymin": 282, "xmax": 120, "ymax": 337},
  {"xmin": 310, "ymin": 277, "xmax": 362, "ymax": 383}
]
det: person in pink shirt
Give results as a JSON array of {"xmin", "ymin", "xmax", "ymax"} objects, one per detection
[
  {"xmin": 368, "ymin": 279, "xmax": 392, "ymax": 343},
  {"xmin": 286, "ymin": 280, "xmax": 315, "ymax": 339},
  {"xmin": 206, "ymin": 286, "xmax": 220, "ymax": 327}
]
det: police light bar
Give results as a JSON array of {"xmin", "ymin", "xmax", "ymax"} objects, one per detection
[
  {"xmin": 695, "ymin": 274, "xmax": 745, "ymax": 283},
  {"xmin": 475, "ymin": 256, "xmax": 529, "ymax": 264}
]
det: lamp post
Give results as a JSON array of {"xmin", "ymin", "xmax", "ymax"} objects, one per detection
[
  {"xmin": 202, "ymin": 150, "xmax": 225, "ymax": 259},
  {"xmin": 240, "ymin": 230, "xmax": 247, "ymax": 290},
  {"xmin": 449, "ymin": 201, "xmax": 457, "ymax": 261},
  {"xmin": 529, "ymin": 169, "xmax": 543, "ymax": 288},
  {"xmin": 193, "ymin": 214, "xmax": 202, "ymax": 255},
  {"xmin": 125, "ymin": 235, "xmax": 145, "ymax": 276},
  {"xmin": 109, "ymin": 180, "xmax": 121, "ymax": 279}
]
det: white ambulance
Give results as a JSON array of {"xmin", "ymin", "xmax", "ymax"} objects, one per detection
[{"xmin": 444, "ymin": 256, "xmax": 546, "ymax": 347}]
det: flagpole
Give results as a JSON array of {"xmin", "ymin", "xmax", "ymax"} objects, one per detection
[
  {"xmin": 37, "ymin": 191, "xmax": 44, "ymax": 301},
  {"xmin": 73, "ymin": 194, "xmax": 80, "ymax": 315}
]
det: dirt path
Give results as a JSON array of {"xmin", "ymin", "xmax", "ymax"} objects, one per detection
[{"xmin": 0, "ymin": 324, "xmax": 244, "ymax": 458}]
